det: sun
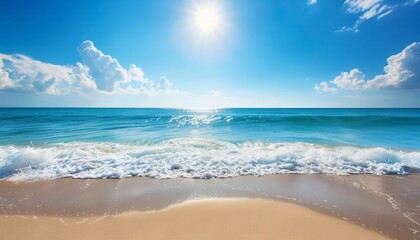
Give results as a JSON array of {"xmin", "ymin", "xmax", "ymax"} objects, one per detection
[
  {"xmin": 181, "ymin": 1, "xmax": 230, "ymax": 49},
  {"xmin": 188, "ymin": 1, "xmax": 227, "ymax": 38},
  {"xmin": 193, "ymin": 3, "xmax": 222, "ymax": 34}
]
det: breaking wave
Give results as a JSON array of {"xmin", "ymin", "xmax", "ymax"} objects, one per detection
[{"xmin": 1, "ymin": 138, "xmax": 419, "ymax": 181}]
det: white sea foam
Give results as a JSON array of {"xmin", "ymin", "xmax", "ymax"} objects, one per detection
[{"xmin": 0, "ymin": 138, "xmax": 419, "ymax": 181}]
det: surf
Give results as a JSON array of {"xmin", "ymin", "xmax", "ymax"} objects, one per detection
[{"xmin": 1, "ymin": 138, "xmax": 419, "ymax": 181}]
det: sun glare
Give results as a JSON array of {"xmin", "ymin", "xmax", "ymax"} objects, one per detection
[
  {"xmin": 188, "ymin": 2, "xmax": 226, "ymax": 39},
  {"xmin": 181, "ymin": 1, "xmax": 231, "ymax": 52},
  {"xmin": 193, "ymin": 4, "xmax": 221, "ymax": 34}
]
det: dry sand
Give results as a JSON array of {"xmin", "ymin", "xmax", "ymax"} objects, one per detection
[{"xmin": 0, "ymin": 198, "xmax": 389, "ymax": 240}]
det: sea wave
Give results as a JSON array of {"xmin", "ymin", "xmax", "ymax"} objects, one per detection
[{"xmin": 0, "ymin": 138, "xmax": 419, "ymax": 181}]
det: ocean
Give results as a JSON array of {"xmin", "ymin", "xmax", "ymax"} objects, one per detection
[{"xmin": 0, "ymin": 108, "xmax": 419, "ymax": 181}]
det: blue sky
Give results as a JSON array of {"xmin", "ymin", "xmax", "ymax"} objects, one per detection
[{"xmin": 0, "ymin": 0, "xmax": 419, "ymax": 108}]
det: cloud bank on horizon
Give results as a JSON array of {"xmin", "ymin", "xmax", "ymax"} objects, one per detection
[
  {"xmin": 315, "ymin": 42, "xmax": 420, "ymax": 93},
  {"xmin": 0, "ymin": 40, "xmax": 173, "ymax": 95}
]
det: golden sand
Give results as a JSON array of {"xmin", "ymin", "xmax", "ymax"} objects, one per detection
[{"xmin": 0, "ymin": 198, "xmax": 388, "ymax": 240}]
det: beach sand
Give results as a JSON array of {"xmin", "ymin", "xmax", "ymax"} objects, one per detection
[
  {"xmin": 1, "ymin": 174, "xmax": 419, "ymax": 239},
  {"xmin": 0, "ymin": 198, "xmax": 389, "ymax": 240}
]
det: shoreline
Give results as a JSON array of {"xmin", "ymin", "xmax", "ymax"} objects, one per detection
[
  {"xmin": 0, "ymin": 198, "xmax": 389, "ymax": 240},
  {"xmin": 1, "ymin": 174, "xmax": 419, "ymax": 239}
]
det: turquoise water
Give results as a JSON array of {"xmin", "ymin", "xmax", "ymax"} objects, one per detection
[
  {"xmin": 1, "ymin": 108, "xmax": 419, "ymax": 149},
  {"xmin": 0, "ymin": 108, "xmax": 419, "ymax": 180}
]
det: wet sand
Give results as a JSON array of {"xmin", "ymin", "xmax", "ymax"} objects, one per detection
[
  {"xmin": 0, "ymin": 198, "xmax": 388, "ymax": 240},
  {"xmin": 0, "ymin": 174, "xmax": 419, "ymax": 239}
]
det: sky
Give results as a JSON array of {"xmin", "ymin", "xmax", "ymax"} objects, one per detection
[{"xmin": 0, "ymin": 0, "xmax": 419, "ymax": 108}]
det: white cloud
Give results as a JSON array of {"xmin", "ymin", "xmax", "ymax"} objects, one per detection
[
  {"xmin": 331, "ymin": 68, "xmax": 367, "ymax": 90},
  {"xmin": 315, "ymin": 42, "xmax": 420, "ymax": 92},
  {"xmin": 77, "ymin": 40, "xmax": 127, "ymax": 92},
  {"xmin": 314, "ymin": 81, "xmax": 337, "ymax": 93},
  {"xmin": 0, "ymin": 53, "xmax": 96, "ymax": 94},
  {"xmin": 78, "ymin": 40, "xmax": 159, "ymax": 93},
  {"xmin": 345, "ymin": 0, "xmax": 382, "ymax": 13},
  {"xmin": 405, "ymin": 0, "xmax": 420, "ymax": 5},
  {"xmin": 0, "ymin": 41, "xmax": 173, "ymax": 95},
  {"xmin": 367, "ymin": 42, "xmax": 420, "ymax": 89},
  {"xmin": 0, "ymin": 41, "xmax": 236, "ymax": 108},
  {"xmin": 339, "ymin": 0, "xmax": 392, "ymax": 32},
  {"xmin": 339, "ymin": 0, "xmax": 419, "ymax": 32},
  {"xmin": 158, "ymin": 76, "xmax": 174, "ymax": 91}
]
